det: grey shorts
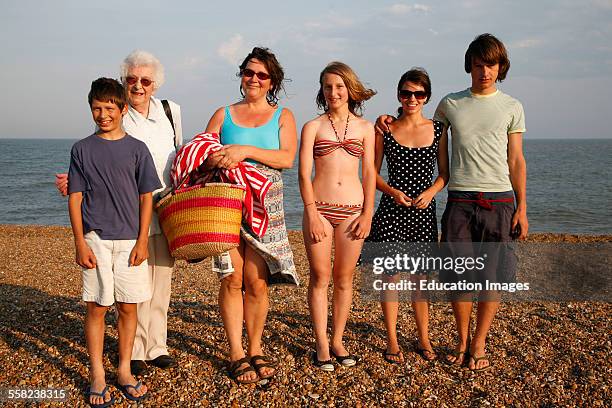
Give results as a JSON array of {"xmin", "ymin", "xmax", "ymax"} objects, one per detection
[{"xmin": 440, "ymin": 191, "xmax": 517, "ymax": 290}]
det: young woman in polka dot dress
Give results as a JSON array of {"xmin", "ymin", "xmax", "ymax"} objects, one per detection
[{"xmin": 369, "ymin": 68, "xmax": 449, "ymax": 364}]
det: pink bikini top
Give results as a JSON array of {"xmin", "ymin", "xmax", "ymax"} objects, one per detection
[{"xmin": 313, "ymin": 138, "xmax": 364, "ymax": 158}]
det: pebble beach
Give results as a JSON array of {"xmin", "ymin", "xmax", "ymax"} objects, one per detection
[{"xmin": 0, "ymin": 225, "xmax": 610, "ymax": 407}]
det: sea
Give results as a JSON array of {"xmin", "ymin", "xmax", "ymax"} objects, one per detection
[{"xmin": 1, "ymin": 138, "xmax": 610, "ymax": 235}]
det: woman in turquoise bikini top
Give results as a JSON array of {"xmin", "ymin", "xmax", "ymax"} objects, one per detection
[
  {"xmin": 203, "ymin": 47, "xmax": 298, "ymax": 385},
  {"xmin": 220, "ymin": 104, "xmax": 282, "ymax": 163}
]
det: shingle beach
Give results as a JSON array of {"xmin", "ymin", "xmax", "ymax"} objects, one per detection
[{"xmin": 0, "ymin": 225, "xmax": 610, "ymax": 407}]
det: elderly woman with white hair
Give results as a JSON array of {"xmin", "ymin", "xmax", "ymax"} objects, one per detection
[{"xmin": 55, "ymin": 50, "xmax": 182, "ymax": 376}]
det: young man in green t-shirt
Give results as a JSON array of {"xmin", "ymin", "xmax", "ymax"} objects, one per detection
[{"xmin": 433, "ymin": 33, "xmax": 528, "ymax": 372}]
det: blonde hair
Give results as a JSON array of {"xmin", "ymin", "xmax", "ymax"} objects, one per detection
[{"xmin": 316, "ymin": 62, "xmax": 376, "ymax": 116}]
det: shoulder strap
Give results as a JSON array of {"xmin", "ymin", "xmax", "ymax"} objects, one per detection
[
  {"xmin": 161, "ymin": 99, "xmax": 176, "ymax": 137},
  {"xmin": 161, "ymin": 99, "xmax": 179, "ymax": 152}
]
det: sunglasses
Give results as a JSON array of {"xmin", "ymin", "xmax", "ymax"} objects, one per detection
[
  {"xmin": 241, "ymin": 68, "xmax": 271, "ymax": 81},
  {"xmin": 125, "ymin": 76, "xmax": 154, "ymax": 87},
  {"xmin": 398, "ymin": 90, "xmax": 428, "ymax": 100}
]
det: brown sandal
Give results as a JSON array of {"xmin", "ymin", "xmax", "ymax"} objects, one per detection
[
  {"xmin": 229, "ymin": 357, "xmax": 259, "ymax": 384},
  {"xmin": 250, "ymin": 355, "xmax": 277, "ymax": 380}
]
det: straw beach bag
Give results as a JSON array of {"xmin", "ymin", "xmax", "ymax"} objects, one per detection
[{"xmin": 155, "ymin": 183, "xmax": 246, "ymax": 259}]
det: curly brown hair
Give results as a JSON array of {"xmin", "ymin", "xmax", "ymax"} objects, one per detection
[
  {"xmin": 316, "ymin": 62, "xmax": 376, "ymax": 116},
  {"xmin": 238, "ymin": 47, "xmax": 287, "ymax": 106}
]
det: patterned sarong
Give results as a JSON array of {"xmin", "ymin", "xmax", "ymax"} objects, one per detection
[{"xmin": 213, "ymin": 164, "xmax": 299, "ymax": 285}]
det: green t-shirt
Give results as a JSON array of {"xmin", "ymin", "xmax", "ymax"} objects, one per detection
[{"xmin": 434, "ymin": 88, "xmax": 526, "ymax": 192}]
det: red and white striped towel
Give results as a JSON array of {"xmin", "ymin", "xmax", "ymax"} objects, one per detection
[{"xmin": 171, "ymin": 132, "xmax": 272, "ymax": 237}]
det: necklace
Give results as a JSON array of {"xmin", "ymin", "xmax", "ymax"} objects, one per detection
[{"xmin": 327, "ymin": 112, "xmax": 350, "ymax": 143}]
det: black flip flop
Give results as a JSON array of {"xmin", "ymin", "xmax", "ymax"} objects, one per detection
[{"xmin": 383, "ymin": 350, "xmax": 404, "ymax": 365}]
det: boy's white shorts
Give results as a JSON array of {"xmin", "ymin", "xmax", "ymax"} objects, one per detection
[{"xmin": 82, "ymin": 231, "xmax": 152, "ymax": 306}]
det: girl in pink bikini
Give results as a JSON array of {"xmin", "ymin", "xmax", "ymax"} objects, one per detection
[{"xmin": 299, "ymin": 62, "xmax": 376, "ymax": 371}]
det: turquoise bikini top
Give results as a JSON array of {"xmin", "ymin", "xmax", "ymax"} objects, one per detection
[{"xmin": 220, "ymin": 106, "xmax": 282, "ymax": 154}]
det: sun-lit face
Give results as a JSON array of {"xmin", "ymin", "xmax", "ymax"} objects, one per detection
[
  {"xmin": 322, "ymin": 73, "xmax": 349, "ymax": 110},
  {"xmin": 125, "ymin": 65, "xmax": 156, "ymax": 110},
  {"xmin": 240, "ymin": 58, "xmax": 271, "ymax": 101},
  {"xmin": 470, "ymin": 57, "xmax": 499, "ymax": 94},
  {"xmin": 90, "ymin": 99, "xmax": 127, "ymax": 133},
  {"xmin": 398, "ymin": 81, "xmax": 427, "ymax": 116}
]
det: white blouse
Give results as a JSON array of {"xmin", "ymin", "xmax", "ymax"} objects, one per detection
[{"xmin": 123, "ymin": 96, "xmax": 183, "ymax": 235}]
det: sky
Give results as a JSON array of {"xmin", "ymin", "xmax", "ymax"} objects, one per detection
[{"xmin": 1, "ymin": 0, "xmax": 611, "ymax": 140}]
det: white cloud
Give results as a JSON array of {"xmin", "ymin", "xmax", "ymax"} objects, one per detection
[
  {"xmin": 388, "ymin": 3, "xmax": 431, "ymax": 14},
  {"xmin": 217, "ymin": 34, "xmax": 246, "ymax": 66},
  {"xmin": 512, "ymin": 38, "xmax": 543, "ymax": 49}
]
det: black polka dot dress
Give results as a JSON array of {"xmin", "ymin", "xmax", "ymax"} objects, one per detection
[{"xmin": 368, "ymin": 120, "xmax": 443, "ymax": 243}]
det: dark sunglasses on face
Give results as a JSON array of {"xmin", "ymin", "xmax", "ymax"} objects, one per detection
[
  {"xmin": 241, "ymin": 68, "xmax": 271, "ymax": 81},
  {"xmin": 125, "ymin": 76, "xmax": 154, "ymax": 87},
  {"xmin": 398, "ymin": 90, "xmax": 428, "ymax": 100}
]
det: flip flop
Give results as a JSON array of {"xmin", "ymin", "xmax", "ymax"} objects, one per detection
[
  {"xmin": 383, "ymin": 350, "xmax": 404, "ymax": 364},
  {"xmin": 469, "ymin": 355, "xmax": 492, "ymax": 372},
  {"xmin": 443, "ymin": 350, "xmax": 468, "ymax": 366},
  {"xmin": 85, "ymin": 385, "xmax": 115, "ymax": 408},
  {"xmin": 250, "ymin": 355, "xmax": 278, "ymax": 380},
  {"xmin": 415, "ymin": 345, "xmax": 437, "ymax": 362},
  {"xmin": 228, "ymin": 357, "xmax": 260, "ymax": 384},
  {"xmin": 330, "ymin": 350, "xmax": 357, "ymax": 367},
  {"xmin": 117, "ymin": 381, "xmax": 148, "ymax": 402}
]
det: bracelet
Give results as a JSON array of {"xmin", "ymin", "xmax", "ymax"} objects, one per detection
[{"xmin": 304, "ymin": 202, "xmax": 315, "ymax": 207}]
